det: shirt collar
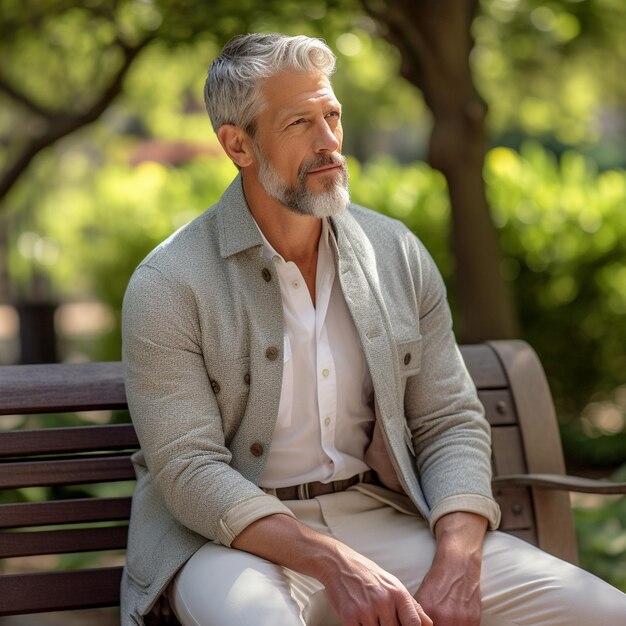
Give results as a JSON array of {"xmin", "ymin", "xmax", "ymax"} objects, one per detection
[{"xmin": 254, "ymin": 216, "xmax": 334, "ymax": 263}]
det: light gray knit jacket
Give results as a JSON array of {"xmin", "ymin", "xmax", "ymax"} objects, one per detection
[{"xmin": 120, "ymin": 175, "xmax": 500, "ymax": 625}]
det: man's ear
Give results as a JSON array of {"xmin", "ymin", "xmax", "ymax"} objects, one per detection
[{"xmin": 217, "ymin": 125, "xmax": 254, "ymax": 168}]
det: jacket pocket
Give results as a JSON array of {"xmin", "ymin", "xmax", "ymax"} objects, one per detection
[{"xmin": 396, "ymin": 336, "xmax": 422, "ymax": 378}]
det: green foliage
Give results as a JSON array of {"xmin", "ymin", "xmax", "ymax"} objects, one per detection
[
  {"xmin": 11, "ymin": 152, "xmax": 237, "ymax": 359},
  {"xmin": 574, "ymin": 491, "xmax": 626, "ymax": 592},
  {"xmin": 476, "ymin": 0, "xmax": 626, "ymax": 151},
  {"xmin": 348, "ymin": 155, "xmax": 456, "ymax": 304},
  {"xmin": 485, "ymin": 144, "xmax": 626, "ymax": 428}
]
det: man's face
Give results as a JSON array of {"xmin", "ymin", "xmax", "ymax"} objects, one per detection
[{"xmin": 251, "ymin": 69, "xmax": 349, "ymax": 217}]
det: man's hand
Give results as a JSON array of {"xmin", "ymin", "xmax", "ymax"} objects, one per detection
[
  {"xmin": 414, "ymin": 511, "xmax": 487, "ymax": 626},
  {"xmin": 319, "ymin": 542, "xmax": 433, "ymax": 626},
  {"xmin": 233, "ymin": 513, "xmax": 433, "ymax": 626}
]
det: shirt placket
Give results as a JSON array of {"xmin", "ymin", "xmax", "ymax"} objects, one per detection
[{"xmin": 315, "ymin": 239, "xmax": 340, "ymax": 479}]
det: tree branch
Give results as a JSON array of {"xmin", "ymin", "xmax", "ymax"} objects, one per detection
[
  {"xmin": 0, "ymin": 35, "xmax": 154, "ymax": 204},
  {"xmin": 0, "ymin": 77, "xmax": 56, "ymax": 119}
]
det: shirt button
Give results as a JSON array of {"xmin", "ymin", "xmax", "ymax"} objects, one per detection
[
  {"xmin": 250, "ymin": 442, "xmax": 264, "ymax": 457},
  {"xmin": 404, "ymin": 352, "xmax": 412, "ymax": 365},
  {"xmin": 210, "ymin": 380, "xmax": 220, "ymax": 394},
  {"xmin": 266, "ymin": 346, "xmax": 279, "ymax": 361},
  {"xmin": 292, "ymin": 281, "xmax": 300, "ymax": 289},
  {"xmin": 322, "ymin": 368, "xmax": 330, "ymax": 378},
  {"xmin": 324, "ymin": 416, "xmax": 331, "ymax": 426},
  {"xmin": 261, "ymin": 268, "xmax": 272, "ymax": 282},
  {"xmin": 272, "ymin": 255, "xmax": 281, "ymax": 263},
  {"xmin": 244, "ymin": 373, "xmax": 250, "ymax": 385}
]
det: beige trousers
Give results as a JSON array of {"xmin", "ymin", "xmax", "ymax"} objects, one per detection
[{"xmin": 168, "ymin": 488, "xmax": 626, "ymax": 626}]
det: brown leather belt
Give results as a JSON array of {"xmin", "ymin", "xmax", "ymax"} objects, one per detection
[{"xmin": 262, "ymin": 470, "xmax": 377, "ymax": 500}]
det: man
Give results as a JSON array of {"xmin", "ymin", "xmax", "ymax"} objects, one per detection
[{"xmin": 121, "ymin": 34, "xmax": 626, "ymax": 626}]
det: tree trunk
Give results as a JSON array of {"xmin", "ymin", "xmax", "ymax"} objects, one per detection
[{"xmin": 361, "ymin": 0, "xmax": 519, "ymax": 341}]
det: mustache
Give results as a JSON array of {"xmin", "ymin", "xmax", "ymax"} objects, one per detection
[{"xmin": 298, "ymin": 153, "xmax": 347, "ymax": 179}]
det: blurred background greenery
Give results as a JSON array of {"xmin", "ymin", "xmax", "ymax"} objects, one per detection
[{"xmin": 0, "ymin": 0, "xmax": 625, "ymax": 592}]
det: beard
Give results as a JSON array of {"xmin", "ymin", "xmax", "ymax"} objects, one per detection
[{"xmin": 254, "ymin": 146, "xmax": 350, "ymax": 218}]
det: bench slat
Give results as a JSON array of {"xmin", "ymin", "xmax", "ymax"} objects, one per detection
[
  {"xmin": 0, "ymin": 525, "xmax": 129, "ymax": 558},
  {"xmin": 459, "ymin": 345, "xmax": 508, "ymax": 389},
  {"xmin": 478, "ymin": 389, "xmax": 517, "ymax": 426},
  {"xmin": 0, "ymin": 497, "xmax": 132, "ymax": 529},
  {"xmin": 491, "ymin": 426, "xmax": 528, "ymax": 475},
  {"xmin": 0, "ymin": 455, "xmax": 135, "ymax": 489},
  {"xmin": 0, "ymin": 348, "xmax": 505, "ymax": 418},
  {"xmin": 0, "ymin": 362, "xmax": 126, "ymax": 415},
  {"xmin": 493, "ymin": 485, "xmax": 534, "ymax": 530},
  {"xmin": 0, "ymin": 424, "xmax": 138, "ymax": 457},
  {"xmin": 0, "ymin": 567, "xmax": 123, "ymax": 615}
]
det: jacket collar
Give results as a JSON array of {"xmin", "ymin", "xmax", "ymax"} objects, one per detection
[{"xmin": 218, "ymin": 174, "xmax": 264, "ymax": 259}]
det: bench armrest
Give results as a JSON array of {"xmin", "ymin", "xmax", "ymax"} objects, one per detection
[{"xmin": 493, "ymin": 473, "xmax": 626, "ymax": 495}]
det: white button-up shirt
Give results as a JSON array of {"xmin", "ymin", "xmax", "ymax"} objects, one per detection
[{"xmin": 257, "ymin": 218, "xmax": 375, "ymax": 488}]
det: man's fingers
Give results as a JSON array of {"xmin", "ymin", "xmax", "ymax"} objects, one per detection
[
  {"xmin": 416, "ymin": 603, "xmax": 434, "ymax": 626},
  {"xmin": 395, "ymin": 595, "xmax": 428, "ymax": 625}
]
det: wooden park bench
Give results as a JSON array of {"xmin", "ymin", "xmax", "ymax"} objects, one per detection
[{"xmin": 0, "ymin": 339, "xmax": 624, "ymax": 620}]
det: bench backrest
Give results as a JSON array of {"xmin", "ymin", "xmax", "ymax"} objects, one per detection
[
  {"xmin": 0, "ymin": 363, "xmax": 135, "ymax": 616},
  {"xmin": 0, "ymin": 341, "xmax": 575, "ymax": 616}
]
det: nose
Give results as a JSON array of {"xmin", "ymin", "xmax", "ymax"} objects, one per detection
[{"xmin": 314, "ymin": 119, "xmax": 341, "ymax": 154}]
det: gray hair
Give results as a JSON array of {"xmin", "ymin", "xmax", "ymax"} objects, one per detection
[{"xmin": 204, "ymin": 33, "xmax": 336, "ymax": 135}]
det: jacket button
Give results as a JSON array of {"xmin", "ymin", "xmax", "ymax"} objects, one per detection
[
  {"xmin": 250, "ymin": 442, "xmax": 264, "ymax": 457},
  {"xmin": 266, "ymin": 346, "xmax": 279, "ymax": 361},
  {"xmin": 244, "ymin": 373, "xmax": 250, "ymax": 385},
  {"xmin": 261, "ymin": 268, "xmax": 272, "ymax": 282},
  {"xmin": 404, "ymin": 353, "xmax": 411, "ymax": 365},
  {"xmin": 210, "ymin": 380, "xmax": 220, "ymax": 394}
]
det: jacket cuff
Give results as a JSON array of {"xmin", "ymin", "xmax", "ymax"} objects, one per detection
[
  {"xmin": 216, "ymin": 494, "xmax": 296, "ymax": 547},
  {"xmin": 429, "ymin": 494, "xmax": 501, "ymax": 533}
]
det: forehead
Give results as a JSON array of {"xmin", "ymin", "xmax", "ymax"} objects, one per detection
[{"xmin": 259, "ymin": 70, "xmax": 339, "ymax": 122}]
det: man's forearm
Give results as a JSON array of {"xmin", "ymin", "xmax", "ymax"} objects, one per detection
[
  {"xmin": 231, "ymin": 512, "xmax": 342, "ymax": 580},
  {"xmin": 232, "ymin": 512, "xmax": 431, "ymax": 625}
]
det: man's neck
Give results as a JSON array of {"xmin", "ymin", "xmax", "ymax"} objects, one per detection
[{"xmin": 242, "ymin": 172, "xmax": 322, "ymax": 267}]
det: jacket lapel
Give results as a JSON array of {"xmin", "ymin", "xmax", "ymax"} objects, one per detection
[{"xmin": 331, "ymin": 208, "xmax": 430, "ymax": 518}]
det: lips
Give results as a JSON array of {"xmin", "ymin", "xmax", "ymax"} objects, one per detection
[
  {"xmin": 299, "ymin": 153, "xmax": 347, "ymax": 179},
  {"xmin": 306, "ymin": 164, "xmax": 342, "ymax": 175}
]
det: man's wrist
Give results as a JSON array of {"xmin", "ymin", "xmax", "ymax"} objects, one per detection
[{"xmin": 433, "ymin": 511, "xmax": 488, "ymax": 563}]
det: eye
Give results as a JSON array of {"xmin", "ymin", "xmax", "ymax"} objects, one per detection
[
  {"xmin": 326, "ymin": 110, "xmax": 340, "ymax": 119},
  {"xmin": 290, "ymin": 118, "xmax": 307, "ymax": 126}
]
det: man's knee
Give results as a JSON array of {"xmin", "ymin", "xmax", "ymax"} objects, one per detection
[
  {"xmin": 481, "ymin": 531, "xmax": 626, "ymax": 625},
  {"xmin": 168, "ymin": 543, "xmax": 308, "ymax": 626}
]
